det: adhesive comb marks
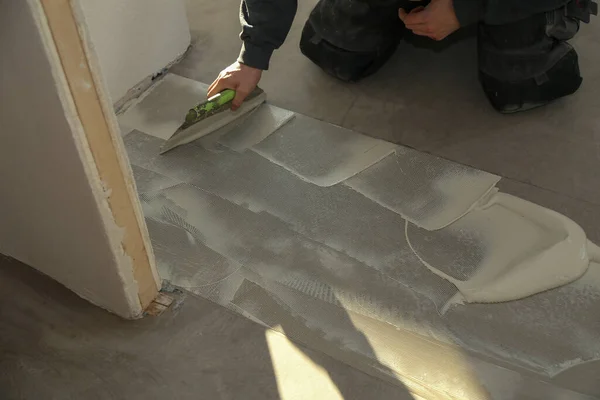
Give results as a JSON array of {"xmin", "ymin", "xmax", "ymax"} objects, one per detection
[
  {"xmin": 123, "ymin": 130, "xmax": 459, "ymax": 311},
  {"xmin": 252, "ymin": 115, "xmax": 397, "ymax": 187},
  {"xmin": 346, "ymin": 147, "xmax": 500, "ymax": 230},
  {"xmin": 130, "ymin": 165, "xmax": 180, "ymax": 194},
  {"xmin": 218, "ymin": 104, "xmax": 295, "ymax": 152},
  {"xmin": 138, "ymin": 182, "xmax": 451, "ymax": 339},
  {"xmin": 118, "ymin": 74, "xmax": 210, "ymax": 140},
  {"xmin": 120, "ymin": 74, "xmax": 600, "ymax": 396},
  {"xmin": 443, "ymin": 262, "xmax": 600, "ymax": 379},
  {"xmin": 119, "ymin": 73, "xmax": 294, "ymax": 152}
]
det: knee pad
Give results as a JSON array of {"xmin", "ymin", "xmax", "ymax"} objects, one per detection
[
  {"xmin": 477, "ymin": 3, "xmax": 594, "ymax": 113},
  {"xmin": 299, "ymin": 0, "xmax": 410, "ymax": 82}
]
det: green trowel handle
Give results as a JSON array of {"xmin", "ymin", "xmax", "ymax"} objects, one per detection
[
  {"xmin": 184, "ymin": 89, "xmax": 236, "ymax": 125},
  {"xmin": 208, "ymin": 89, "xmax": 236, "ymax": 105}
]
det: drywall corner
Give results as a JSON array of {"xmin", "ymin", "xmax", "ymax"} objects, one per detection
[
  {"xmin": 0, "ymin": 0, "xmax": 145, "ymax": 319},
  {"xmin": 76, "ymin": 0, "xmax": 191, "ymax": 104},
  {"xmin": 38, "ymin": 0, "xmax": 161, "ymax": 312},
  {"xmin": 69, "ymin": 0, "xmax": 163, "ymax": 298}
]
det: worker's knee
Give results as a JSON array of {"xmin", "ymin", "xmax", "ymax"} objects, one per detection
[
  {"xmin": 478, "ymin": 2, "xmax": 595, "ymax": 113},
  {"xmin": 299, "ymin": 19, "xmax": 400, "ymax": 82},
  {"xmin": 299, "ymin": 0, "xmax": 408, "ymax": 82}
]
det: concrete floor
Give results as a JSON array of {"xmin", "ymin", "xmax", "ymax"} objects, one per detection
[
  {"xmin": 4, "ymin": 2, "xmax": 600, "ymax": 399},
  {"xmin": 171, "ymin": 0, "xmax": 600, "ymax": 245},
  {"xmin": 0, "ymin": 255, "xmax": 418, "ymax": 400}
]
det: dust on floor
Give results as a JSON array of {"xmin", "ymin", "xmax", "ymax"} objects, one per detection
[{"xmin": 118, "ymin": 73, "xmax": 600, "ymax": 399}]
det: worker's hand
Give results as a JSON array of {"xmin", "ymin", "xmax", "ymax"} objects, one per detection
[
  {"xmin": 208, "ymin": 62, "xmax": 263, "ymax": 110},
  {"xmin": 399, "ymin": 0, "xmax": 460, "ymax": 41}
]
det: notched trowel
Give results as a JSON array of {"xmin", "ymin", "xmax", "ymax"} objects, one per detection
[{"xmin": 159, "ymin": 87, "xmax": 266, "ymax": 154}]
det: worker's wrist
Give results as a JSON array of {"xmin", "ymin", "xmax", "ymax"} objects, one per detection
[{"xmin": 237, "ymin": 41, "xmax": 274, "ymax": 71}]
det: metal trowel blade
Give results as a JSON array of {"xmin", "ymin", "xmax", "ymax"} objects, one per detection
[{"xmin": 159, "ymin": 90, "xmax": 267, "ymax": 155}]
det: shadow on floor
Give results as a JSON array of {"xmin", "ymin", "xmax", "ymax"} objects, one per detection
[{"xmin": 0, "ymin": 255, "xmax": 417, "ymax": 399}]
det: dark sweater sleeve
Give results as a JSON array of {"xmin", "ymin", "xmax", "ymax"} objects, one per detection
[{"xmin": 237, "ymin": 0, "xmax": 298, "ymax": 70}]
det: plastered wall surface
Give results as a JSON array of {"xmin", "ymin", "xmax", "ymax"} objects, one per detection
[
  {"xmin": 77, "ymin": 0, "xmax": 190, "ymax": 103},
  {"xmin": 0, "ymin": 0, "xmax": 142, "ymax": 318}
]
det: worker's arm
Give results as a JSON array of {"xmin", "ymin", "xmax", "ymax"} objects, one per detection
[
  {"xmin": 208, "ymin": 0, "xmax": 298, "ymax": 109},
  {"xmin": 238, "ymin": 0, "xmax": 298, "ymax": 70}
]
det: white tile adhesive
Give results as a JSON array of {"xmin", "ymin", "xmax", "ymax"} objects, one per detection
[
  {"xmin": 406, "ymin": 191, "xmax": 600, "ymax": 308},
  {"xmin": 120, "ymin": 74, "xmax": 600, "ymax": 398}
]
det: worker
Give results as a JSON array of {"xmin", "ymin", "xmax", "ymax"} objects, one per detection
[{"xmin": 208, "ymin": 0, "xmax": 597, "ymax": 114}]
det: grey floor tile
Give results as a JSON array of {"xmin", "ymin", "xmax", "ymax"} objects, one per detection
[
  {"xmin": 346, "ymin": 147, "xmax": 500, "ymax": 230},
  {"xmin": 130, "ymin": 164, "xmax": 180, "ymax": 194},
  {"xmin": 124, "ymin": 129, "xmax": 600, "ymax": 395},
  {"xmin": 228, "ymin": 275, "xmax": 597, "ymax": 400},
  {"xmin": 118, "ymin": 74, "xmax": 210, "ymax": 140},
  {"xmin": 138, "ymin": 182, "xmax": 451, "ymax": 339},
  {"xmin": 340, "ymin": 35, "xmax": 517, "ymax": 151},
  {"xmin": 434, "ymin": 122, "xmax": 600, "ymax": 206},
  {"xmin": 119, "ymin": 121, "xmax": 133, "ymax": 137},
  {"xmin": 123, "ymin": 130, "xmax": 459, "ymax": 313},
  {"xmin": 144, "ymin": 217, "xmax": 243, "ymax": 289},
  {"xmin": 443, "ymin": 262, "xmax": 600, "ymax": 382},
  {"xmin": 252, "ymin": 115, "xmax": 397, "ymax": 187},
  {"xmin": 218, "ymin": 104, "xmax": 295, "ymax": 152},
  {"xmin": 123, "ymin": 129, "xmax": 163, "ymax": 166}
]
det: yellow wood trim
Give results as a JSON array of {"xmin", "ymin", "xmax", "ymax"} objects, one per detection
[{"xmin": 40, "ymin": 0, "xmax": 158, "ymax": 309}]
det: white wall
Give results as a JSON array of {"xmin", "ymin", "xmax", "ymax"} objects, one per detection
[
  {"xmin": 77, "ymin": 0, "xmax": 191, "ymax": 103},
  {"xmin": 0, "ymin": 0, "xmax": 146, "ymax": 318}
]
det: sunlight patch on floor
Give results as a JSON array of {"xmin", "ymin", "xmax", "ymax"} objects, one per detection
[{"xmin": 266, "ymin": 327, "xmax": 344, "ymax": 400}]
